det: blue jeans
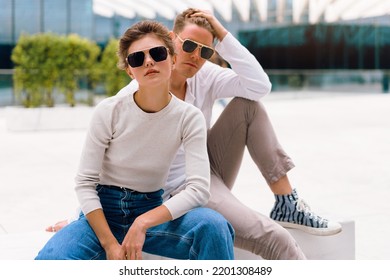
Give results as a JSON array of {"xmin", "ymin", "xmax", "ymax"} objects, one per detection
[{"xmin": 35, "ymin": 185, "xmax": 235, "ymax": 260}]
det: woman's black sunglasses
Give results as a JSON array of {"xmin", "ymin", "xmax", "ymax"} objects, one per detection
[
  {"xmin": 127, "ymin": 46, "xmax": 169, "ymax": 68},
  {"xmin": 176, "ymin": 34, "xmax": 214, "ymax": 60}
]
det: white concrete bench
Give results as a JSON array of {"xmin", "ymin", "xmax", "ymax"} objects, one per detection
[
  {"xmin": 142, "ymin": 219, "xmax": 355, "ymax": 260},
  {"xmin": 0, "ymin": 219, "xmax": 354, "ymax": 260}
]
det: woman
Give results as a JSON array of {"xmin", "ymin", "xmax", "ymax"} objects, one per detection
[{"xmin": 35, "ymin": 20, "xmax": 234, "ymax": 260}]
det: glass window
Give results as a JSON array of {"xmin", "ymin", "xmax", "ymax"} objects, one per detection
[
  {"xmin": 44, "ymin": 0, "xmax": 67, "ymax": 34},
  {"xmin": 70, "ymin": 0, "xmax": 93, "ymax": 39},
  {"xmin": 14, "ymin": 0, "xmax": 41, "ymax": 39},
  {"xmin": 0, "ymin": 0, "xmax": 13, "ymax": 43}
]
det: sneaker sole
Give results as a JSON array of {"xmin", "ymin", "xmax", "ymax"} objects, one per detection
[{"xmin": 275, "ymin": 221, "xmax": 342, "ymax": 236}]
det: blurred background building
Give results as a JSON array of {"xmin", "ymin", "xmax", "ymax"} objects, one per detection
[{"xmin": 1, "ymin": 0, "xmax": 389, "ymax": 106}]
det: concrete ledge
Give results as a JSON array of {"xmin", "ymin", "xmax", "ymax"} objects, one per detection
[
  {"xmin": 142, "ymin": 219, "xmax": 355, "ymax": 260},
  {"xmin": 224, "ymin": 219, "xmax": 355, "ymax": 260},
  {"xmin": 5, "ymin": 106, "xmax": 93, "ymax": 131},
  {"xmin": 0, "ymin": 220, "xmax": 354, "ymax": 260},
  {"xmin": 289, "ymin": 219, "xmax": 355, "ymax": 260}
]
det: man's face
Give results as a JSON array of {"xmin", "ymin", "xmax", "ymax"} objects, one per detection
[{"xmin": 173, "ymin": 24, "xmax": 214, "ymax": 79}]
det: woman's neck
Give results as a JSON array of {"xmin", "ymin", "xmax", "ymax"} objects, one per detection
[{"xmin": 134, "ymin": 85, "xmax": 171, "ymax": 113}]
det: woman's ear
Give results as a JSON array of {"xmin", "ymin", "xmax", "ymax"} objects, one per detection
[
  {"xmin": 169, "ymin": 31, "xmax": 175, "ymax": 40},
  {"xmin": 125, "ymin": 67, "xmax": 134, "ymax": 79},
  {"xmin": 171, "ymin": 54, "xmax": 177, "ymax": 70}
]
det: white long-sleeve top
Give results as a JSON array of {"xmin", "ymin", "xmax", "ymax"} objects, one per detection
[
  {"xmin": 75, "ymin": 90, "xmax": 210, "ymax": 220},
  {"xmin": 117, "ymin": 32, "xmax": 272, "ymax": 200}
]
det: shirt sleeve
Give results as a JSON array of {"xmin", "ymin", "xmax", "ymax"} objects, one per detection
[
  {"xmin": 116, "ymin": 79, "xmax": 139, "ymax": 97},
  {"xmin": 74, "ymin": 99, "xmax": 114, "ymax": 215},
  {"xmin": 163, "ymin": 106, "xmax": 211, "ymax": 219},
  {"xmin": 202, "ymin": 32, "xmax": 272, "ymax": 101}
]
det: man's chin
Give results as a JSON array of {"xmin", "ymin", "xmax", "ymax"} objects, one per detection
[
  {"xmin": 182, "ymin": 61, "xmax": 202, "ymax": 73},
  {"xmin": 177, "ymin": 67, "xmax": 198, "ymax": 79}
]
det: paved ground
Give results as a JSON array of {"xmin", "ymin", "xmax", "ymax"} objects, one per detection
[{"xmin": 0, "ymin": 90, "xmax": 389, "ymax": 260}]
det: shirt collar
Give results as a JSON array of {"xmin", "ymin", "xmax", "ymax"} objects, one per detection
[{"xmin": 184, "ymin": 82, "xmax": 196, "ymax": 105}]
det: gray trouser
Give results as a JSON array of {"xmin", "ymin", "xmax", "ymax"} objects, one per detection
[{"xmin": 206, "ymin": 97, "xmax": 306, "ymax": 260}]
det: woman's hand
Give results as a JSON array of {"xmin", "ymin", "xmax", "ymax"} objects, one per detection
[
  {"xmin": 86, "ymin": 209, "xmax": 126, "ymax": 260},
  {"xmin": 105, "ymin": 242, "xmax": 127, "ymax": 260},
  {"xmin": 121, "ymin": 219, "xmax": 147, "ymax": 260},
  {"xmin": 121, "ymin": 205, "xmax": 173, "ymax": 260}
]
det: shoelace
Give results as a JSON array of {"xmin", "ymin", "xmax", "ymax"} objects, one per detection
[{"xmin": 295, "ymin": 198, "xmax": 327, "ymax": 225}]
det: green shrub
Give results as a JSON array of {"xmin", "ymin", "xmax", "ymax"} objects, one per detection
[
  {"xmin": 12, "ymin": 33, "xmax": 101, "ymax": 108},
  {"xmin": 288, "ymin": 74, "xmax": 304, "ymax": 88},
  {"xmin": 56, "ymin": 34, "xmax": 100, "ymax": 106},
  {"xmin": 12, "ymin": 33, "xmax": 61, "ymax": 107},
  {"xmin": 99, "ymin": 38, "xmax": 130, "ymax": 96}
]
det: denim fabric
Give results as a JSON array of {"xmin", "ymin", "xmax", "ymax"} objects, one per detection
[{"xmin": 35, "ymin": 185, "xmax": 234, "ymax": 260}]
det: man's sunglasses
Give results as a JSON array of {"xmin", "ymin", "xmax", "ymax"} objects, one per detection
[
  {"xmin": 176, "ymin": 34, "xmax": 214, "ymax": 60},
  {"xmin": 126, "ymin": 46, "xmax": 169, "ymax": 68}
]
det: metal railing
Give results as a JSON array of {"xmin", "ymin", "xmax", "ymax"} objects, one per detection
[{"xmin": 1, "ymin": 69, "xmax": 388, "ymax": 107}]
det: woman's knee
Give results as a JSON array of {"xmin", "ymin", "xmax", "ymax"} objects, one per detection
[
  {"xmin": 192, "ymin": 208, "xmax": 235, "ymax": 240},
  {"xmin": 35, "ymin": 219, "xmax": 104, "ymax": 260},
  {"xmin": 35, "ymin": 236, "xmax": 70, "ymax": 260}
]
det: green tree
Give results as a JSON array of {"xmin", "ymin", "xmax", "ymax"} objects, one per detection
[
  {"xmin": 57, "ymin": 34, "xmax": 101, "ymax": 106},
  {"xmin": 12, "ymin": 33, "xmax": 61, "ymax": 107},
  {"xmin": 12, "ymin": 33, "xmax": 101, "ymax": 108}
]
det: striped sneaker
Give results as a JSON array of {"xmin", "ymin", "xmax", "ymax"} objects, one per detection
[{"xmin": 270, "ymin": 189, "xmax": 342, "ymax": 236}]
